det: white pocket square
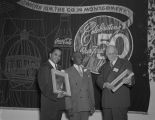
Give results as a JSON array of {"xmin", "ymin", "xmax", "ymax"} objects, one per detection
[{"xmin": 113, "ymin": 68, "xmax": 119, "ymax": 72}]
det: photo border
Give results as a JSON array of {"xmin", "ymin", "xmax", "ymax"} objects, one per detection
[{"xmin": 51, "ymin": 69, "xmax": 71, "ymax": 96}]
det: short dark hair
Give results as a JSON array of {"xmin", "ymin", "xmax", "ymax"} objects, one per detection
[
  {"xmin": 48, "ymin": 47, "xmax": 62, "ymax": 58},
  {"xmin": 71, "ymin": 51, "xmax": 82, "ymax": 59}
]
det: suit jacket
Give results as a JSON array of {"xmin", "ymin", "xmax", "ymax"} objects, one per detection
[
  {"xmin": 38, "ymin": 61, "xmax": 65, "ymax": 119},
  {"xmin": 97, "ymin": 58, "xmax": 133, "ymax": 108},
  {"xmin": 65, "ymin": 66, "xmax": 95, "ymax": 112}
]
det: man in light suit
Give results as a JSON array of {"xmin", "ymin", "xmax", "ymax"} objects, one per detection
[
  {"xmin": 65, "ymin": 52, "xmax": 95, "ymax": 120},
  {"xmin": 38, "ymin": 47, "xmax": 66, "ymax": 120},
  {"xmin": 97, "ymin": 45, "xmax": 134, "ymax": 120}
]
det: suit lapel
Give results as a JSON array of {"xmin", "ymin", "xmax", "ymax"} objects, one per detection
[
  {"xmin": 47, "ymin": 61, "xmax": 54, "ymax": 69},
  {"xmin": 73, "ymin": 66, "xmax": 83, "ymax": 78},
  {"xmin": 70, "ymin": 66, "xmax": 82, "ymax": 78},
  {"xmin": 70, "ymin": 67, "xmax": 82, "ymax": 87}
]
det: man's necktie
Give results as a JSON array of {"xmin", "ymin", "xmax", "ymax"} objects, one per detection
[
  {"xmin": 78, "ymin": 66, "xmax": 83, "ymax": 77},
  {"xmin": 55, "ymin": 64, "xmax": 58, "ymax": 70},
  {"xmin": 110, "ymin": 62, "xmax": 113, "ymax": 68}
]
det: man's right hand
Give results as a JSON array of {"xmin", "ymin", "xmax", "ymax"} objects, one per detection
[
  {"xmin": 103, "ymin": 82, "xmax": 114, "ymax": 90},
  {"xmin": 67, "ymin": 108, "xmax": 73, "ymax": 117},
  {"xmin": 57, "ymin": 91, "xmax": 65, "ymax": 98}
]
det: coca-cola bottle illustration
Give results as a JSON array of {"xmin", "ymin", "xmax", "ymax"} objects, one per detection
[{"xmin": 54, "ymin": 14, "xmax": 73, "ymax": 69}]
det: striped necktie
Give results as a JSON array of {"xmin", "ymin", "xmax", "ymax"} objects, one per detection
[
  {"xmin": 110, "ymin": 62, "xmax": 113, "ymax": 68},
  {"xmin": 55, "ymin": 64, "xmax": 58, "ymax": 70},
  {"xmin": 78, "ymin": 65, "xmax": 83, "ymax": 77}
]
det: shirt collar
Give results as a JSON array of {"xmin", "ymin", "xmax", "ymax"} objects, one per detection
[
  {"xmin": 111, "ymin": 57, "xmax": 118, "ymax": 66},
  {"xmin": 74, "ymin": 64, "xmax": 78, "ymax": 69},
  {"xmin": 74, "ymin": 64, "xmax": 82, "ymax": 70},
  {"xmin": 48, "ymin": 59, "xmax": 56, "ymax": 69}
]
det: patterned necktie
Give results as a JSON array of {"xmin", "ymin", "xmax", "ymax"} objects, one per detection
[
  {"xmin": 55, "ymin": 64, "xmax": 58, "ymax": 70},
  {"xmin": 78, "ymin": 66, "xmax": 83, "ymax": 77},
  {"xmin": 110, "ymin": 62, "xmax": 113, "ymax": 68}
]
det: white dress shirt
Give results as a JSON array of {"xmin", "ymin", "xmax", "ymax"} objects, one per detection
[
  {"xmin": 111, "ymin": 57, "xmax": 118, "ymax": 66},
  {"xmin": 48, "ymin": 59, "xmax": 57, "ymax": 69},
  {"xmin": 74, "ymin": 64, "xmax": 83, "ymax": 76}
]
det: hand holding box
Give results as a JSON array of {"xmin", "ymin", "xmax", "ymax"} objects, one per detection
[{"xmin": 110, "ymin": 69, "xmax": 134, "ymax": 92}]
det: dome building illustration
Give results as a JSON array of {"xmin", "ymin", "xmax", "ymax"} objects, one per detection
[{"xmin": 4, "ymin": 29, "xmax": 41, "ymax": 88}]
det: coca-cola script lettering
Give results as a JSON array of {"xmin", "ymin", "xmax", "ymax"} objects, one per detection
[{"xmin": 55, "ymin": 38, "xmax": 72, "ymax": 46}]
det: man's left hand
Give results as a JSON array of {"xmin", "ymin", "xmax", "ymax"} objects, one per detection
[
  {"xmin": 57, "ymin": 91, "xmax": 65, "ymax": 98},
  {"xmin": 90, "ymin": 107, "xmax": 95, "ymax": 115},
  {"xmin": 123, "ymin": 78, "xmax": 132, "ymax": 85}
]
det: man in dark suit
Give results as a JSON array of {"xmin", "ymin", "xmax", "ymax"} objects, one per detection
[
  {"xmin": 65, "ymin": 52, "xmax": 95, "ymax": 120},
  {"xmin": 97, "ymin": 45, "xmax": 134, "ymax": 120},
  {"xmin": 38, "ymin": 47, "xmax": 65, "ymax": 120}
]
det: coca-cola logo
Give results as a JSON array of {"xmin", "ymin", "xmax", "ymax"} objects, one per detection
[
  {"xmin": 74, "ymin": 15, "xmax": 133, "ymax": 74},
  {"xmin": 54, "ymin": 38, "xmax": 72, "ymax": 46}
]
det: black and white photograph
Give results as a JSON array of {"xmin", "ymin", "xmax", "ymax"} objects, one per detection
[
  {"xmin": 51, "ymin": 69, "xmax": 71, "ymax": 96},
  {"xmin": 0, "ymin": 0, "xmax": 154, "ymax": 120}
]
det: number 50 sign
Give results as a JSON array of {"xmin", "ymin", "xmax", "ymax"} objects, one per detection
[{"xmin": 74, "ymin": 15, "xmax": 133, "ymax": 74}]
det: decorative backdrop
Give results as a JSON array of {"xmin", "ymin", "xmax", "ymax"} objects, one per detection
[
  {"xmin": 148, "ymin": 0, "xmax": 155, "ymax": 115},
  {"xmin": 148, "ymin": 0, "xmax": 155, "ymax": 82},
  {"xmin": 0, "ymin": 0, "xmax": 149, "ymax": 112}
]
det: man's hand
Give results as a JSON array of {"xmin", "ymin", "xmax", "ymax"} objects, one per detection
[
  {"xmin": 57, "ymin": 91, "xmax": 65, "ymax": 98},
  {"xmin": 123, "ymin": 78, "xmax": 132, "ymax": 85},
  {"xmin": 123, "ymin": 71, "xmax": 134, "ymax": 85},
  {"xmin": 67, "ymin": 108, "xmax": 73, "ymax": 117},
  {"xmin": 103, "ymin": 82, "xmax": 114, "ymax": 90},
  {"xmin": 61, "ymin": 70, "xmax": 65, "ymax": 72},
  {"xmin": 90, "ymin": 107, "xmax": 95, "ymax": 115}
]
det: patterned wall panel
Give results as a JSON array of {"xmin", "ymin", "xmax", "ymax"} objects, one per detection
[{"xmin": 148, "ymin": 0, "xmax": 155, "ymax": 82}]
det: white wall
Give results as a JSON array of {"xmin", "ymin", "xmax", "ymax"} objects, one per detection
[
  {"xmin": 0, "ymin": 108, "xmax": 154, "ymax": 120},
  {"xmin": 0, "ymin": 108, "xmax": 39, "ymax": 120}
]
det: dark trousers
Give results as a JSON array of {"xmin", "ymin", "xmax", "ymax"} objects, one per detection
[
  {"xmin": 102, "ymin": 108, "xmax": 128, "ymax": 120},
  {"xmin": 69, "ymin": 111, "xmax": 89, "ymax": 120},
  {"xmin": 40, "ymin": 109, "xmax": 64, "ymax": 120}
]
